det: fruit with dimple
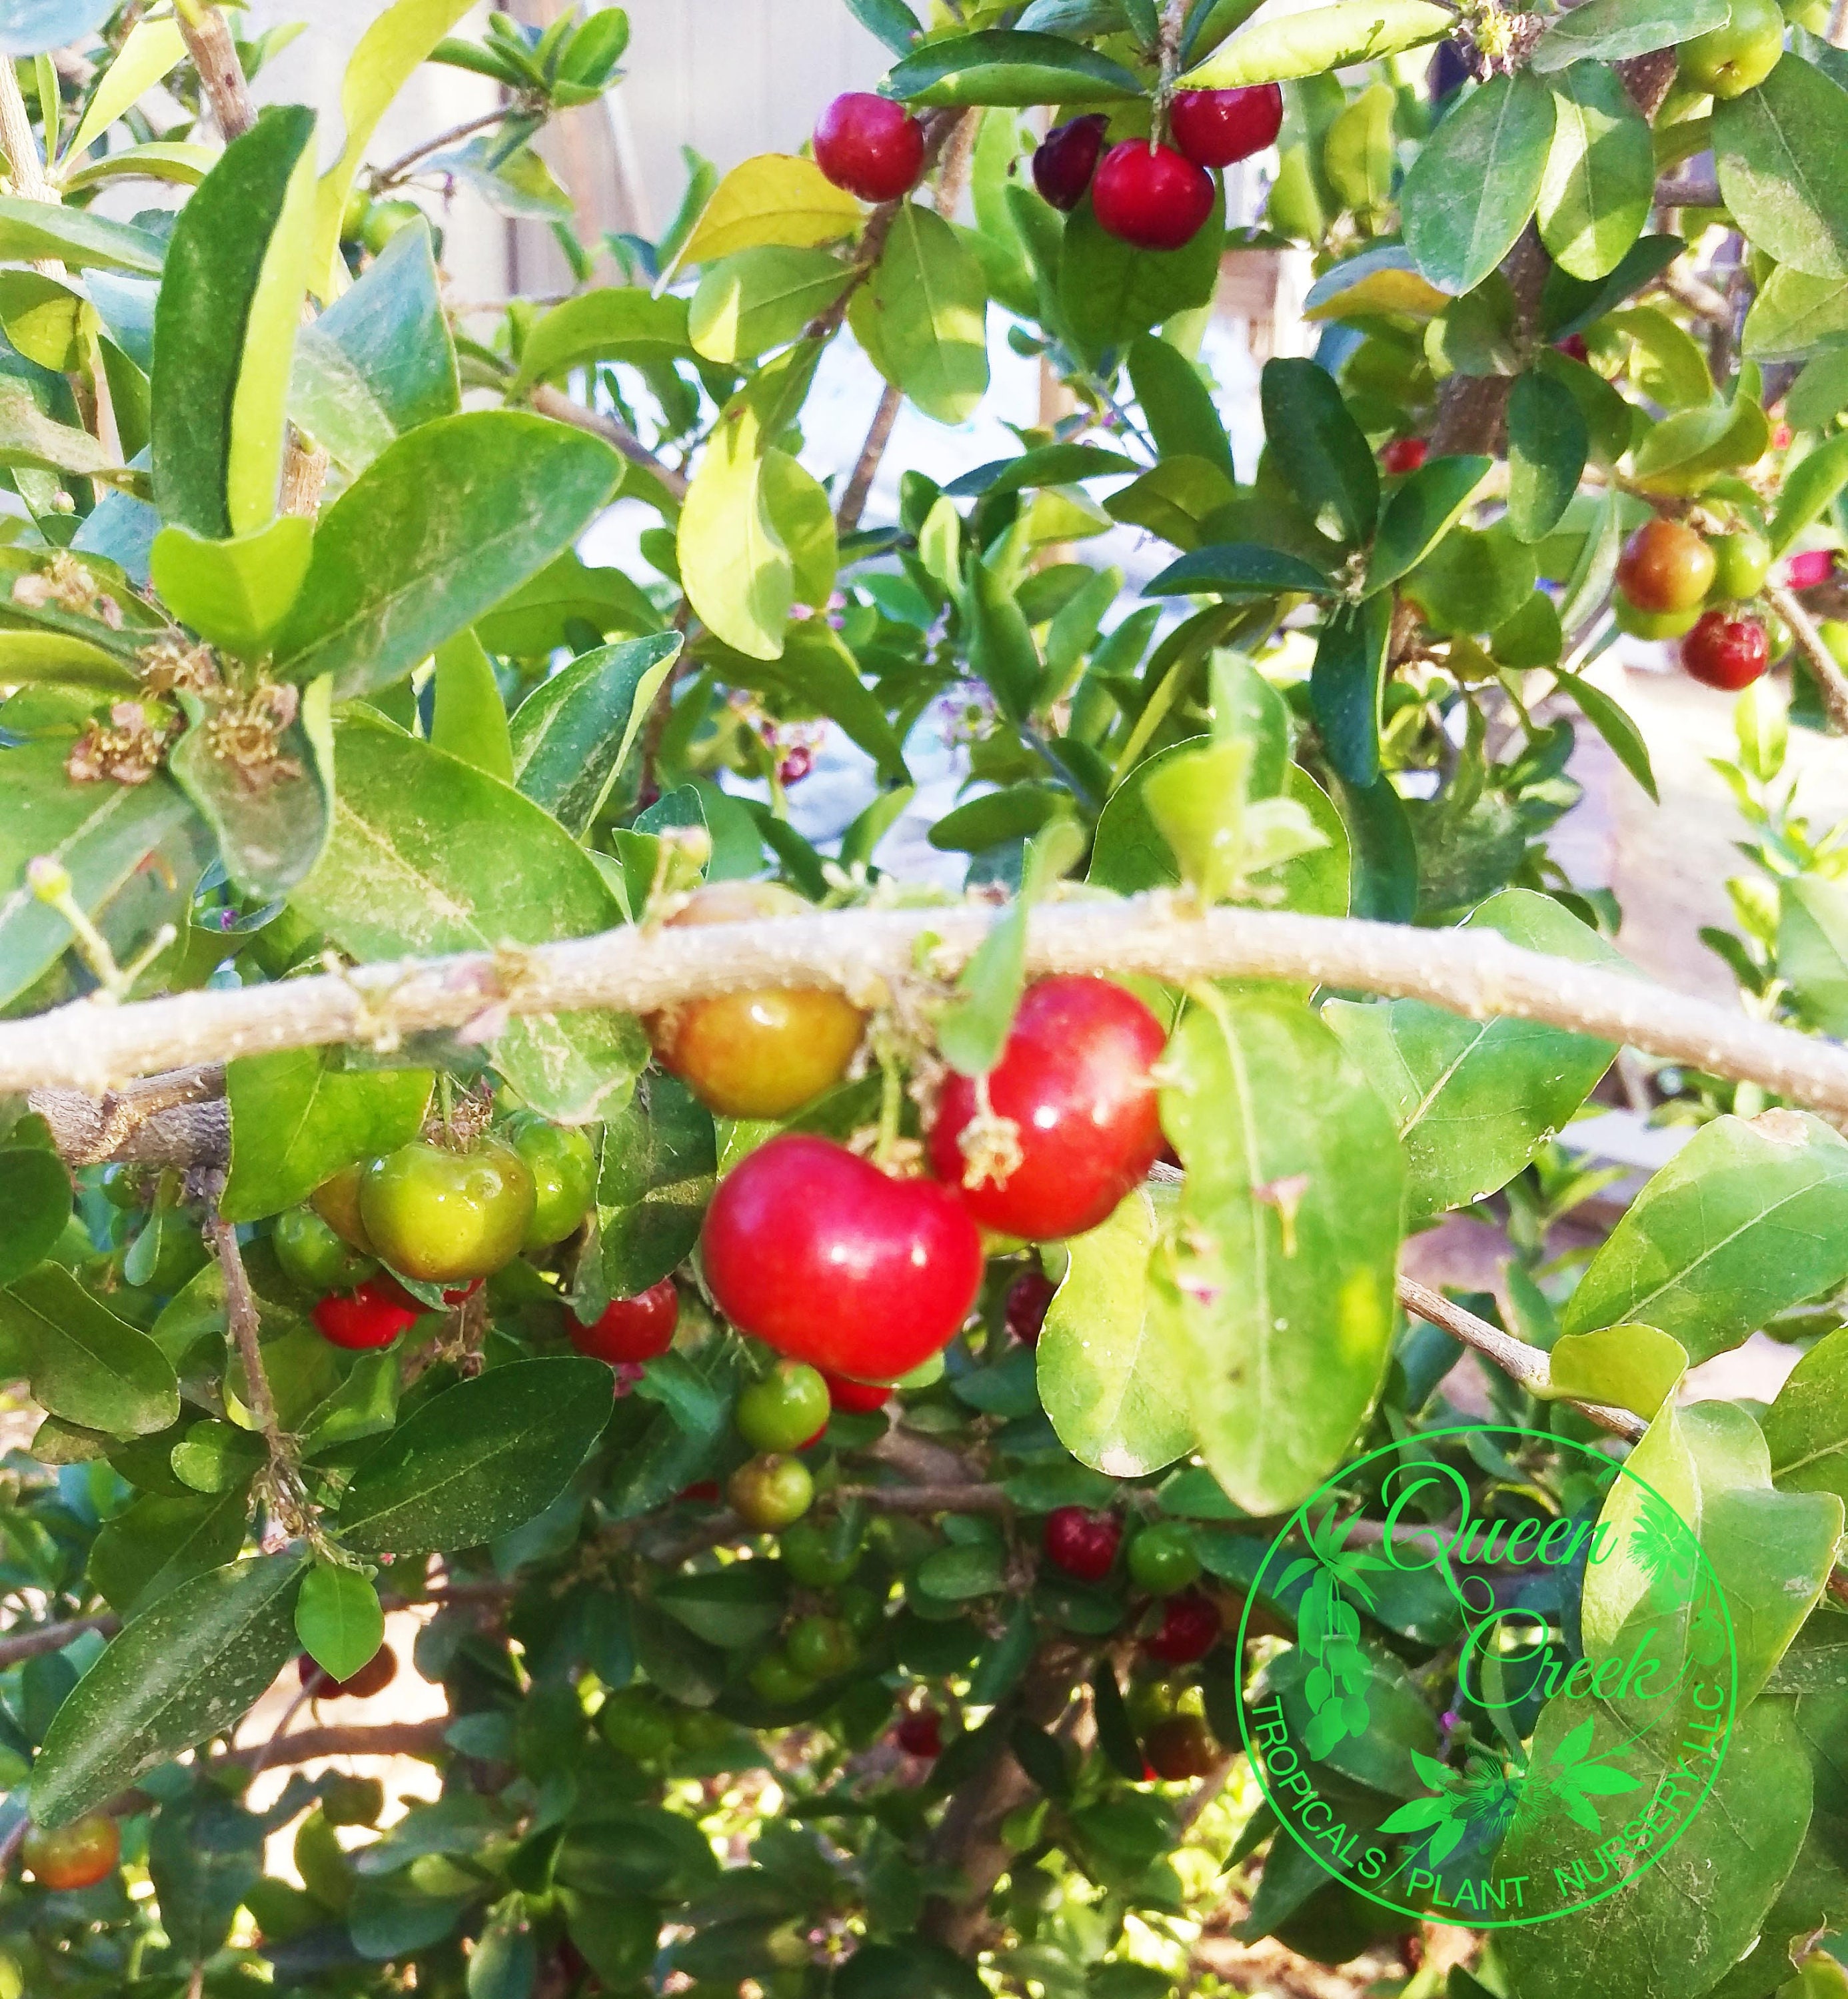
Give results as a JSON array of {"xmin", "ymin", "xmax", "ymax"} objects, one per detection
[
  {"xmin": 786, "ymin": 1613, "xmax": 858, "ymax": 1679},
  {"xmin": 1144, "ymin": 1714, "xmax": 1218, "ymax": 1780},
  {"xmin": 313, "ymin": 1279, "xmax": 419, "ymax": 1351},
  {"xmin": 359, "ymin": 1137, "xmax": 535, "ymax": 1284},
  {"xmin": 1681, "ymin": 610, "xmax": 1770, "ymax": 690},
  {"xmin": 1142, "ymin": 1589, "xmax": 1221, "ymax": 1665},
  {"xmin": 1706, "ymin": 529, "xmax": 1772, "ymax": 602},
  {"xmin": 1679, "ymin": 0, "xmax": 1785, "ymax": 97},
  {"xmin": 569, "ymin": 1278, "xmax": 678, "ymax": 1363},
  {"xmin": 928, "ymin": 976, "xmax": 1166, "ymax": 1241},
  {"xmin": 299, "ymin": 1643, "xmax": 399, "ymax": 1700},
  {"xmin": 646, "ymin": 883, "xmax": 866, "ymax": 1117},
  {"xmin": 703, "ymin": 1135, "xmax": 984, "ymax": 1378},
  {"xmin": 21, "ymin": 1814, "xmax": 119, "ymax": 1890},
  {"xmin": 1090, "ymin": 140, "xmax": 1215, "ymax": 252},
  {"xmin": 812, "ymin": 91, "xmax": 925, "ymax": 201},
  {"xmin": 1032, "ymin": 113, "xmax": 1109, "ymax": 210},
  {"xmin": 1006, "ymin": 1269, "xmax": 1057, "ymax": 1345},
  {"xmin": 508, "ymin": 1115, "xmax": 596, "ymax": 1251},
  {"xmin": 1615, "ymin": 517, "xmax": 1716, "ymax": 613},
  {"xmin": 895, "ymin": 1706, "xmax": 943, "ymax": 1758},
  {"xmin": 1170, "ymin": 85, "xmax": 1283, "ymax": 167},
  {"xmin": 1380, "ymin": 436, "xmax": 1427, "ymax": 475},
  {"xmin": 728, "ymin": 1452, "xmax": 814, "ymax": 1529},
  {"xmin": 822, "ymin": 1369, "xmax": 892, "ymax": 1414},
  {"xmin": 781, "ymin": 1517, "xmax": 862, "ymax": 1587},
  {"xmin": 274, "ymin": 1205, "xmax": 373, "ymax": 1295},
  {"xmin": 737, "ymin": 1360, "xmax": 832, "ymax": 1453},
  {"xmin": 311, "ymin": 1162, "xmax": 377, "ymax": 1257},
  {"xmin": 1044, "ymin": 1507, "xmax": 1122, "ymax": 1583},
  {"xmin": 1128, "ymin": 1521, "xmax": 1202, "ymax": 1597}
]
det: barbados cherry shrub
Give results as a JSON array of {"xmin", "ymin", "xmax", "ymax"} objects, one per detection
[{"xmin": 3, "ymin": 0, "xmax": 1848, "ymax": 1994}]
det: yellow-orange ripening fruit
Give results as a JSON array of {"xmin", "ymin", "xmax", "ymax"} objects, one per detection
[
  {"xmin": 645, "ymin": 882, "xmax": 866, "ymax": 1118},
  {"xmin": 311, "ymin": 1161, "xmax": 378, "ymax": 1258}
]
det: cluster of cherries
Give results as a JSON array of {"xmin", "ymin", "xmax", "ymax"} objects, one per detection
[
  {"xmin": 811, "ymin": 84, "xmax": 1282, "ymax": 253},
  {"xmin": 1613, "ymin": 516, "xmax": 1779, "ymax": 691}
]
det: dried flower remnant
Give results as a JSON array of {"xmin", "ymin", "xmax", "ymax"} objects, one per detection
[
  {"xmin": 205, "ymin": 683, "xmax": 303, "ymax": 792},
  {"xmin": 137, "ymin": 639, "xmax": 220, "ymax": 698},
  {"xmin": 66, "ymin": 701, "xmax": 178, "ymax": 786},
  {"xmin": 13, "ymin": 553, "xmax": 123, "ymax": 629}
]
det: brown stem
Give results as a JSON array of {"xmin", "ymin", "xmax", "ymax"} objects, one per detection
[
  {"xmin": 210, "ymin": 1214, "xmax": 283, "ymax": 1455},
  {"xmin": 215, "ymin": 1718, "xmax": 451, "ymax": 1769},
  {"xmin": 527, "ymin": 381, "xmax": 690, "ymax": 502},
  {"xmin": 1431, "ymin": 225, "xmax": 1551, "ymax": 457},
  {"xmin": 1768, "ymin": 580, "xmax": 1848, "ymax": 736},
  {"xmin": 1655, "ymin": 173, "xmax": 1722, "ymax": 210},
  {"xmin": 31, "ymin": 1065, "xmax": 227, "ymax": 1167},
  {"xmin": 1619, "ymin": 49, "xmax": 1680, "ymax": 117},
  {"xmin": 0, "ymin": 1611, "xmax": 118, "ymax": 1668},
  {"xmin": 374, "ymin": 109, "xmax": 512, "ymax": 190},
  {"xmin": 175, "ymin": 3, "xmax": 256, "ymax": 139},
  {"xmin": 832, "ymin": 1481, "xmax": 1011, "ymax": 1514},
  {"xmin": 836, "ymin": 384, "xmax": 904, "ymax": 535}
]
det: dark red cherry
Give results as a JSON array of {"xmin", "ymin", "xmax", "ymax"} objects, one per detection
[
  {"xmin": 1032, "ymin": 113, "xmax": 1109, "ymax": 211},
  {"xmin": 928, "ymin": 976, "xmax": 1166, "ymax": 1241},
  {"xmin": 1006, "ymin": 1269, "xmax": 1057, "ymax": 1345},
  {"xmin": 1554, "ymin": 333, "xmax": 1590, "ymax": 363},
  {"xmin": 813, "ymin": 92, "xmax": 925, "ymax": 203},
  {"xmin": 569, "ymin": 1279, "xmax": 678, "ymax": 1364},
  {"xmin": 1090, "ymin": 140, "xmax": 1214, "ymax": 252},
  {"xmin": 299, "ymin": 1643, "xmax": 399, "ymax": 1700},
  {"xmin": 1142, "ymin": 1589, "xmax": 1221, "ymax": 1665},
  {"xmin": 822, "ymin": 1368, "xmax": 893, "ymax": 1414},
  {"xmin": 702, "ymin": 1135, "xmax": 984, "ymax": 1379},
  {"xmin": 895, "ymin": 1706, "xmax": 943, "ymax": 1758},
  {"xmin": 1681, "ymin": 610, "xmax": 1770, "ymax": 690},
  {"xmin": 1380, "ymin": 436, "xmax": 1428, "ymax": 475},
  {"xmin": 1044, "ymin": 1507, "xmax": 1122, "ymax": 1583},
  {"xmin": 313, "ymin": 1279, "xmax": 419, "ymax": 1351},
  {"xmin": 1170, "ymin": 85, "xmax": 1283, "ymax": 167}
]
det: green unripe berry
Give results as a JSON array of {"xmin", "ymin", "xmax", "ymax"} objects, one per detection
[
  {"xmin": 1707, "ymin": 530, "xmax": 1773, "ymax": 604},
  {"xmin": 748, "ymin": 1651, "xmax": 816, "ymax": 1706},
  {"xmin": 736, "ymin": 1360, "xmax": 830, "ymax": 1453},
  {"xmin": 780, "ymin": 1517, "xmax": 861, "ymax": 1588},
  {"xmin": 786, "ymin": 1613, "xmax": 858, "ymax": 1680},
  {"xmin": 273, "ymin": 1205, "xmax": 375, "ymax": 1295},
  {"xmin": 1128, "ymin": 1521, "xmax": 1202, "ymax": 1597},
  {"xmin": 728, "ymin": 1452, "xmax": 814, "ymax": 1529}
]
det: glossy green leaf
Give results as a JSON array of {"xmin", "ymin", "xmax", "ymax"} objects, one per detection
[
  {"xmin": 1629, "ymin": 396, "xmax": 1771, "ymax": 495},
  {"xmin": 511, "ymin": 290, "xmax": 692, "ymax": 394},
  {"xmin": 590, "ymin": 1073, "xmax": 716, "ymax": 1307},
  {"xmin": 152, "ymin": 107, "xmax": 320, "ymax": 539},
  {"xmin": 1038, "ymin": 1183, "xmax": 1192, "ymax": 1479},
  {"xmin": 291, "ymin": 223, "xmax": 459, "ymax": 472},
  {"xmin": 968, "ymin": 558, "xmax": 1044, "ymax": 720},
  {"xmin": 1765, "ymin": 1325, "xmax": 1848, "ymax": 1507},
  {"xmin": 0, "ymin": 630, "xmax": 135, "ymax": 692},
  {"xmin": 1543, "ymin": 1321, "xmax": 1687, "ymax": 1416},
  {"xmin": 0, "ymin": 1266, "xmax": 177, "ymax": 1439},
  {"xmin": 307, "ymin": 0, "xmax": 478, "ymax": 299},
  {"xmin": 1742, "ymin": 267, "xmax": 1848, "ymax": 362},
  {"xmin": 1403, "ymin": 74, "xmax": 1555, "ymax": 295},
  {"xmin": 762, "ymin": 451, "xmax": 838, "ymax": 610},
  {"xmin": 888, "ymin": 29, "xmax": 1145, "ymax": 105},
  {"xmin": 1181, "ymin": 0, "xmax": 1453, "ymax": 85},
  {"xmin": 88, "ymin": 1485, "xmax": 252, "ymax": 1619},
  {"xmin": 1259, "ymin": 356, "xmax": 1378, "ymax": 544},
  {"xmin": 689, "ymin": 247, "xmax": 852, "ymax": 362},
  {"xmin": 509, "ymin": 633, "xmax": 681, "ymax": 837},
  {"xmin": 0, "ymin": 197, "xmax": 164, "ymax": 274},
  {"xmin": 1561, "ymin": 1109, "xmax": 1848, "ymax": 1362},
  {"xmin": 1772, "ymin": 431, "xmax": 1848, "ymax": 555},
  {"xmin": 339, "ymin": 1357, "xmax": 610, "ymax": 1555},
  {"xmin": 869, "ymin": 204, "xmax": 988, "ymax": 425},
  {"xmin": 1129, "ymin": 334, "xmax": 1234, "ymax": 478},
  {"xmin": 150, "ymin": 517, "xmax": 315, "ymax": 656},
  {"xmin": 0, "ymin": 744, "xmax": 198, "ymax": 1007},
  {"xmin": 287, "ymin": 720, "xmax": 645, "ymax": 1121},
  {"xmin": 1530, "ymin": 0, "xmax": 1725, "ymax": 68},
  {"xmin": 273, "ymin": 412, "xmax": 621, "ymax": 698},
  {"xmin": 678, "ymin": 153, "xmax": 861, "ymax": 269},
  {"xmin": 1404, "ymin": 522, "xmax": 1538, "ymax": 634},
  {"xmin": 428, "ymin": 632, "xmax": 512, "ymax": 784},
  {"xmin": 0, "ymin": 1147, "xmax": 71, "ymax": 1286},
  {"xmin": 1715, "ymin": 58, "xmax": 1848, "ymax": 281},
  {"xmin": 676, "ymin": 380, "xmax": 792, "ymax": 662},
  {"xmin": 29, "ymin": 1551, "xmax": 307, "ymax": 1828},
  {"xmin": 1553, "ymin": 668, "xmax": 1659, "ymax": 800},
  {"xmin": 1310, "ymin": 592, "xmax": 1392, "ymax": 788},
  {"xmin": 296, "ymin": 1563, "xmax": 385, "ymax": 1683},
  {"xmin": 1536, "ymin": 63, "xmax": 1652, "ymax": 280},
  {"xmin": 1325, "ymin": 890, "xmax": 1624, "ymax": 1222},
  {"xmin": 1365, "ymin": 454, "xmax": 1493, "ymax": 590},
  {"xmin": 1507, "ymin": 371, "xmax": 1589, "ymax": 543},
  {"xmin": 66, "ymin": 15, "xmax": 187, "ymax": 159},
  {"xmin": 1146, "ymin": 542, "xmax": 1332, "ymax": 596},
  {"xmin": 222, "ymin": 1047, "xmax": 432, "ymax": 1224},
  {"xmin": 1060, "ymin": 181, "xmax": 1224, "ymax": 364},
  {"xmin": 1162, "ymin": 992, "xmax": 1405, "ymax": 1513}
]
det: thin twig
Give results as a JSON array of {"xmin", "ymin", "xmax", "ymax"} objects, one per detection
[
  {"xmin": 1768, "ymin": 580, "xmax": 1848, "ymax": 736},
  {"xmin": 373, "ymin": 109, "xmax": 512, "ymax": 191},
  {"xmin": 1655, "ymin": 173, "xmax": 1722, "ymax": 210},
  {"xmin": 0, "ymin": 57, "xmax": 53, "ymax": 204},
  {"xmin": 215, "ymin": 1719, "xmax": 451, "ymax": 1770},
  {"xmin": 832, "ymin": 1481, "xmax": 1010, "ymax": 1514},
  {"xmin": 0, "ymin": 1611, "xmax": 117, "ymax": 1669},
  {"xmin": 527, "ymin": 381, "xmax": 690, "ymax": 502},
  {"xmin": 210, "ymin": 1215, "xmax": 283, "ymax": 1455},
  {"xmin": 1397, "ymin": 1276, "xmax": 1646, "ymax": 1442},
  {"xmin": 836, "ymin": 384, "xmax": 904, "ymax": 535},
  {"xmin": 175, "ymin": 2, "xmax": 256, "ymax": 139}
]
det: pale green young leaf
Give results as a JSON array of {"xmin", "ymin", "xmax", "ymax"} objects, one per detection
[{"xmin": 296, "ymin": 1563, "xmax": 386, "ymax": 1684}]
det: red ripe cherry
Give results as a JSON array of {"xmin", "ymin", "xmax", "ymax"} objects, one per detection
[
  {"xmin": 1380, "ymin": 437, "xmax": 1427, "ymax": 475},
  {"xmin": 812, "ymin": 92, "xmax": 925, "ymax": 203},
  {"xmin": 1006, "ymin": 1269, "xmax": 1057, "ymax": 1345},
  {"xmin": 299, "ymin": 1643, "xmax": 398, "ymax": 1700},
  {"xmin": 1032, "ymin": 113, "xmax": 1109, "ymax": 211},
  {"xmin": 313, "ymin": 1279, "xmax": 419, "ymax": 1351},
  {"xmin": 896, "ymin": 1706, "xmax": 943, "ymax": 1758},
  {"xmin": 822, "ymin": 1368, "xmax": 892, "ymax": 1415},
  {"xmin": 928, "ymin": 976, "xmax": 1166, "ymax": 1241},
  {"xmin": 1785, "ymin": 548, "xmax": 1837, "ymax": 590},
  {"xmin": 1044, "ymin": 1506, "xmax": 1122, "ymax": 1583},
  {"xmin": 570, "ymin": 1278, "xmax": 678, "ymax": 1364},
  {"xmin": 1681, "ymin": 610, "xmax": 1770, "ymax": 690},
  {"xmin": 1616, "ymin": 517, "xmax": 1716, "ymax": 613},
  {"xmin": 1170, "ymin": 85, "xmax": 1283, "ymax": 167},
  {"xmin": 1090, "ymin": 140, "xmax": 1214, "ymax": 252},
  {"xmin": 1554, "ymin": 333, "xmax": 1590, "ymax": 363},
  {"xmin": 702, "ymin": 1135, "xmax": 984, "ymax": 1379},
  {"xmin": 1142, "ymin": 1589, "xmax": 1220, "ymax": 1665},
  {"xmin": 21, "ymin": 1814, "xmax": 119, "ymax": 1890},
  {"xmin": 1144, "ymin": 1714, "xmax": 1218, "ymax": 1780}
]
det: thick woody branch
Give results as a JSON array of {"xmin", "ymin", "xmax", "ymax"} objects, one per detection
[
  {"xmin": 14, "ymin": 895, "xmax": 1848, "ymax": 1117},
  {"xmin": 1397, "ymin": 1277, "xmax": 1646, "ymax": 1442},
  {"xmin": 29, "ymin": 1066, "xmax": 227, "ymax": 1168},
  {"xmin": 1768, "ymin": 580, "xmax": 1848, "ymax": 736}
]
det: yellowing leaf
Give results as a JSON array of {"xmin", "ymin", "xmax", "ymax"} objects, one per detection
[
  {"xmin": 676, "ymin": 393, "xmax": 790, "ymax": 660},
  {"xmin": 677, "ymin": 154, "xmax": 861, "ymax": 268},
  {"xmin": 65, "ymin": 15, "xmax": 187, "ymax": 163}
]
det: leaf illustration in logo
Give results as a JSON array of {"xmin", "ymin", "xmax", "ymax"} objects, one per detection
[{"xmin": 1627, "ymin": 1489, "xmax": 1698, "ymax": 1591}]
